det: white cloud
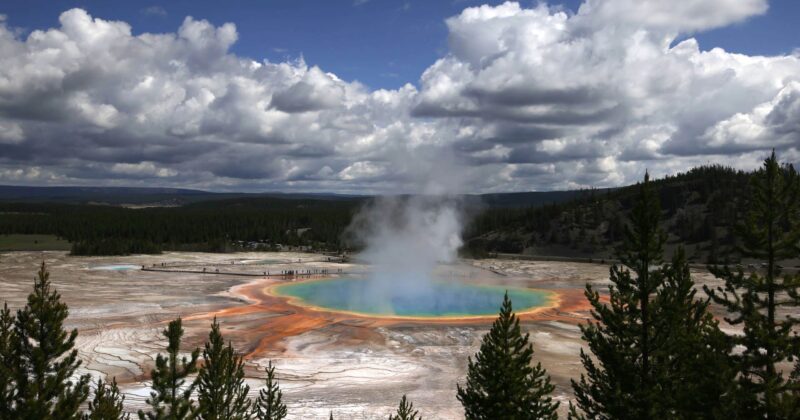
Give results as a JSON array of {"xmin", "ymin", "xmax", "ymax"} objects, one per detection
[
  {"xmin": 702, "ymin": 81, "xmax": 800, "ymax": 151},
  {"xmin": 111, "ymin": 162, "xmax": 177, "ymax": 178},
  {"xmin": 270, "ymin": 67, "xmax": 349, "ymax": 112},
  {"xmin": 575, "ymin": 0, "xmax": 768, "ymax": 33},
  {"xmin": 141, "ymin": 6, "xmax": 167, "ymax": 17},
  {"xmin": 0, "ymin": 3, "xmax": 797, "ymax": 192}
]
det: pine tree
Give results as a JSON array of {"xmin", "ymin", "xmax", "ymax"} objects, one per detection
[
  {"xmin": 652, "ymin": 247, "xmax": 736, "ymax": 418},
  {"xmin": 787, "ymin": 362, "xmax": 800, "ymax": 415},
  {"xmin": 11, "ymin": 261, "xmax": 90, "ymax": 419},
  {"xmin": 85, "ymin": 377, "xmax": 129, "ymax": 420},
  {"xmin": 196, "ymin": 318, "xmax": 252, "ymax": 420},
  {"xmin": 570, "ymin": 174, "xmax": 665, "ymax": 419},
  {"xmin": 388, "ymin": 395, "xmax": 421, "ymax": 420},
  {"xmin": 705, "ymin": 152, "xmax": 800, "ymax": 418},
  {"xmin": 254, "ymin": 361, "xmax": 287, "ymax": 420},
  {"xmin": 457, "ymin": 292, "xmax": 559, "ymax": 420},
  {"xmin": 570, "ymin": 174, "xmax": 739, "ymax": 419},
  {"xmin": 138, "ymin": 318, "xmax": 200, "ymax": 420},
  {"xmin": 0, "ymin": 303, "xmax": 14, "ymax": 418}
]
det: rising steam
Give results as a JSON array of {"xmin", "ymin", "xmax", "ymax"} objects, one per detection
[{"xmin": 344, "ymin": 195, "xmax": 465, "ymax": 310}]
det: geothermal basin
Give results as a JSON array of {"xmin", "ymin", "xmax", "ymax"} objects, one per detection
[
  {"xmin": 273, "ymin": 277, "xmax": 554, "ymax": 318},
  {"xmin": 0, "ymin": 250, "xmax": 660, "ymax": 418}
]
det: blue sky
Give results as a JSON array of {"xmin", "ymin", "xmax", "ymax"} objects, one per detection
[{"xmin": 3, "ymin": 0, "xmax": 798, "ymax": 90}]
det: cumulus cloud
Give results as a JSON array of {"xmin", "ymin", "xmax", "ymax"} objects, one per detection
[
  {"xmin": 0, "ymin": 2, "xmax": 797, "ymax": 192},
  {"xmin": 575, "ymin": 0, "xmax": 768, "ymax": 33},
  {"xmin": 270, "ymin": 67, "xmax": 348, "ymax": 112},
  {"xmin": 415, "ymin": 0, "xmax": 799, "ymax": 188},
  {"xmin": 698, "ymin": 81, "xmax": 800, "ymax": 151}
]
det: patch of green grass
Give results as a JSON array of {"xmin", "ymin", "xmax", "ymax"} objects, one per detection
[{"xmin": 0, "ymin": 234, "xmax": 71, "ymax": 251}]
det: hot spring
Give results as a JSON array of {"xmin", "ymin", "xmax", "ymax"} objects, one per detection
[
  {"xmin": 90, "ymin": 264, "xmax": 140, "ymax": 271},
  {"xmin": 273, "ymin": 278, "xmax": 554, "ymax": 318},
  {"xmin": 292, "ymin": 196, "xmax": 556, "ymax": 318}
]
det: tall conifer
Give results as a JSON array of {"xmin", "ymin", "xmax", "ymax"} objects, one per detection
[
  {"xmin": 11, "ymin": 262, "xmax": 90, "ymax": 419},
  {"xmin": 0, "ymin": 303, "xmax": 14, "ymax": 418},
  {"xmin": 196, "ymin": 317, "xmax": 252, "ymax": 420},
  {"xmin": 570, "ymin": 173, "xmax": 665, "ymax": 419},
  {"xmin": 254, "ymin": 361, "xmax": 287, "ymax": 420},
  {"xmin": 138, "ymin": 318, "xmax": 200, "ymax": 420},
  {"xmin": 705, "ymin": 152, "xmax": 800, "ymax": 418},
  {"xmin": 653, "ymin": 247, "xmax": 736, "ymax": 418},
  {"xmin": 457, "ymin": 292, "xmax": 558, "ymax": 420}
]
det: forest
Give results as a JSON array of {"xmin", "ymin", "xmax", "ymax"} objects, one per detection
[
  {"xmin": 0, "ymin": 165, "xmax": 764, "ymax": 264},
  {"xmin": 0, "ymin": 163, "xmax": 763, "ymax": 260},
  {"xmin": 0, "ymin": 198, "xmax": 359, "ymax": 255}
]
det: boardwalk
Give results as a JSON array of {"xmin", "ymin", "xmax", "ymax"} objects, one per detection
[{"xmin": 141, "ymin": 266, "xmax": 347, "ymax": 278}]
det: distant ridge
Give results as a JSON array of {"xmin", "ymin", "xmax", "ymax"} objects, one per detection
[
  {"xmin": 0, "ymin": 185, "xmax": 593, "ymax": 208},
  {"xmin": 475, "ymin": 189, "xmax": 612, "ymax": 208},
  {"xmin": 0, "ymin": 185, "xmax": 365, "ymax": 206},
  {"xmin": 0, "ymin": 185, "xmax": 211, "ymax": 205},
  {"xmin": 0, "ymin": 185, "xmax": 205, "ymax": 197}
]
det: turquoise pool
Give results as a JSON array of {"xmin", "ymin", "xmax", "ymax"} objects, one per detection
[
  {"xmin": 273, "ymin": 278, "xmax": 552, "ymax": 318},
  {"xmin": 90, "ymin": 264, "xmax": 140, "ymax": 271}
]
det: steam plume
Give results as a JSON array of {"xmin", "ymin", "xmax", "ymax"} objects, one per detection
[{"xmin": 345, "ymin": 195, "xmax": 465, "ymax": 311}]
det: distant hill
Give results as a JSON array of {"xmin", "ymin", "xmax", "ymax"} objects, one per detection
[
  {"xmin": 0, "ymin": 185, "xmax": 597, "ymax": 209},
  {"xmin": 0, "ymin": 186, "xmax": 363, "ymax": 206},
  {"xmin": 463, "ymin": 165, "xmax": 761, "ymax": 265},
  {"xmin": 0, "ymin": 185, "xmax": 211, "ymax": 205},
  {"xmin": 474, "ymin": 189, "xmax": 611, "ymax": 208}
]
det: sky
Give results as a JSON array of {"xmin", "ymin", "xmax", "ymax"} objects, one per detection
[{"xmin": 0, "ymin": 0, "xmax": 798, "ymax": 193}]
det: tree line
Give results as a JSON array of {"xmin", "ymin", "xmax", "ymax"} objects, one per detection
[
  {"xmin": 0, "ymin": 198, "xmax": 357, "ymax": 256},
  {"xmin": 1, "ymin": 153, "xmax": 799, "ymax": 418},
  {"xmin": 0, "ymin": 163, "xmax": 762, "ymax": 259}
]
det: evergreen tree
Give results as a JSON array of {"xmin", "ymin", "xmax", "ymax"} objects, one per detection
[
  {"xmin": 788, "ymin": 362, "xmax": 800, "ymax": 415},
  {"xmin": 196, "ymin": 317, "xmax": 252, "ymax": 420},
  {"xmin": 11, "ymin": 261, "xmax": 90, "ymax": 419},
  {"xmin": 388, "ymin": 395, "xmax": 421, "ymax": 420},
  {"xmin": 457, "ymin": 292, "xmax": 558, "ymax": 420},
  {"xmin": 254, "ymin": 361, "xmax": 287, "ymax": 420},
  {"xmin": 0, "ymin": 303, "xmax": 14, "ymax": 418},
  {"xmin": 138, "ymin": 318, "xmax": 200, "ymax": 420},
  {"xmin": 653, "ymin": 247, "xmax": 736, "ymax": 418},
  {"xmin": 570, "ymin": 174, "xmax": 739, "ymax": 419},
  {"xmin": 705, "ymin": 152, "xmax": 800, "ymax": 418},
  {"xmin": 570, "ymin": 174, "xmax": 666, "ymax": 419},
  {"xmin": 85, "ymin": 377, "xmax": 129, "ymax": 420}
]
